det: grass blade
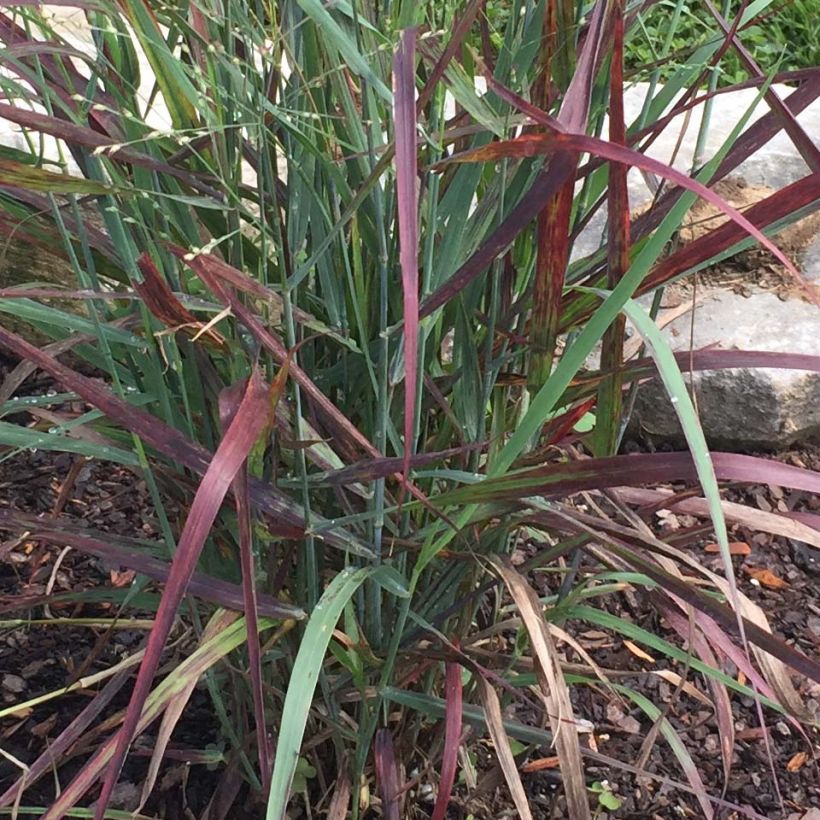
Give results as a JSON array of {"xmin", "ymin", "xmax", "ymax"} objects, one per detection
[
  {"xmin": 266, "ymin": 567, "xmax": 371, "ymax": 819},
  {"xmin": 430, "ymin": 660, "xmax": 462, "ymax": 820},
  {"xmin": 393, "ymin": 27, "xmax": 420, "ymax": 499},
  {"xmin": 490, "ymin": 556, "xmax": 590, "ymax": 819},
  {"xmin": 94, "ymin": 369, "xmax": 279, "ymax": 819},
  {"xmin": 477, "ymin": 675, "xmax": 534, "ymax": 820}
]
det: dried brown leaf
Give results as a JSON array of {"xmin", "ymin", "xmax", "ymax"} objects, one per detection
[
  {"xmin": 704, "ymin": 541, "xmax": 751, "ymax": 556},
  {"xmin": 746, "ymin": 567, "xmax": 789, "ymax": 590},
  {"xmin": 623, "ymin": 639, "xmax": 655, "ymax": 663},
  {"xmin": 477, "ymin": 676, "xmax": 533, "ymax": 820},
  {"xmin": 786, "ymin": 751, "xmax": 809, "ymax": 772},
  {"xmin": 520, "ymin": 756, "xmax": 560, "ymax": 773},
  {"xmin": 489, "ymin": 556, "xmax": 590, "ymax": 819}
]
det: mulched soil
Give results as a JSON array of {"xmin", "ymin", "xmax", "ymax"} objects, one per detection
[
  {"xmin": 0, "ymin": 447, "xmax": 260, "ymax": 818},
  {"xmin": 440, "ymin": 447, "xmax": 820, "ymax": 820},
  {"xmin": 1, "ymin": 357, "xmax": 818, "ymax": 818}
]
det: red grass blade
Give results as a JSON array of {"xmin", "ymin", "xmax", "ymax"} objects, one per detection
[
  {"xmin": 91, "ymin": 368, "xmax": 279, "ymax": 819},
  {"xmin": 393, "ymin": 27, "xmax": 420, "ymax": 500},
  {"xmin": 0, "ymin": 666, "xmax": 133, "ymax": 807},
  {"xmin": 416, "ymin": 0, "xmax": 482, "ymax": 113},
  {"xmin": 601, "ymin": 80, "xmax": 820, "ymax": 260},
  {"xmin": 443, "ymin": 451, "xmax": 820, "ymax": 506},
  {"xmin": 0, "ymin": 325, "xmax": 312, "ymax": 543},
  {"xmin": 0, "ymin": 11, "xmax": 123, "ymax": 137},
  {"xmin": 179, "ymin": 250, "xmax": 452, "ymax": 527},
  {"xmin": 435, "ymin": 134, "xmax": 813, "ymax": 300},
  {"xmin": 638, "ymin": 173, "xmax": 820, "ymax": 294},
  {"xmin": 430, "ymin": 661, "xmax": 462, "ymax": 820},
  {"xmin": 219, "ymin": 373, "xmax": 287, "ymax": 793},
  {"xmin": 596, "ymin": 544, "xmax": 820, "ymax": 684},
  {"xmin": 0, "ymin": 508, "xmax": 301, "ymax": 618},
  {"xmin": 529, "ymin": 0, "xmax": 609, "ymax": 388},
  {"xmin": 302, "ymin": 443, "xmax": 485, "ymax": 487},
  {"xmin": 420, "ymin": 161, "xmax": 575, "ymax": 317},
  {"xmin": 656, "ymin": 600, "xmax": 736, "ymax": 789},
  {"xmin": 374, "ymin": 728, "xmax": 401, "ymax": 820},
  {"xmin": 135, "ymin": 253, "xmax": 224, "ymax": 346},
  {"xmin": 595, "ymin": 0, "xmax": 629, "ymax": 455}
]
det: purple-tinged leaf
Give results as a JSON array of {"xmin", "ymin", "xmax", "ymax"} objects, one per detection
[
  {"xmin": 166, "ymin": 244, "xmax": 316, "ymax": 329},
  {"xmin": 643, "ymin": 348, "xmax": 820, "ymax": 376},
  {"xmin": 601, "ymin": 543, "xmax": 820, "ymax": 684},
  {"xmin": 568, "ymin": 348, "xmax": 820, "ymax": 403},
  {"xmin": 393, "ymin": 28, "xmax": 420, "ymax": 500},
  {"xmin": 374, "ymin": 729, "xmax": 401, "ymax": 820},
  {"xmin": 0, "ymin": 11, "xmax": 123, "ymax": 139},
  {"xmin": 638, "ymin": 173, "xmax": 820, "ymax": 295},
  {"xmin": 43, "ymin": 610, "xmax": 264, "ymax": 817},
  {"xmin": 0, "ymin": 508, "xmax": 302, "ymax": 618},
  {"xmin": 306, "ymin": 443, "xmax": 485, "ymax": 487},
  {"xmin": 219, "ymin": 374, "xmax": 282, "ymax": 793},
  {"xmin": 0, "ymin": 103, "xmax": 221, "ymax": 198},
  {"xmin": 624, "ymin": 81, "xmax": 820, "ymax": 249},
  {"xmin": 178, "ymin": 249, "xmax": 365, "ymax": 465},
  {"xmin": 420, "ymin": 159, "xmax": 575, "ymax": 317},
  {"xmin": 652, "ymin": 598, "xmax": 735, "ymax": 789},
  {"xmin": 435, "ymin": 131, "xmax": 812, "ymax": 300},
  {"xmin": 137, "ymin": 610, "xmax": 238, "ymax": 811},
  {"xmin": 529, "ymin": 0, "xmax": 608, "ymax": 389},
  {"xmin": 440, "ymin": 451, "xmax": 820, "ymax": 507},
  {"xmin": 93, "ymin": 369, "xmax": 278, "ymax": 820},
  {"xmin": 416, "ymin": 0, "xmax": 482, "ymax": 113},
  {"xmin": 135, "ymin": 253, "xmax": 224, "ymax": 346},
  {"xmin": 182, "ymin": 251, "xmax": 452, "ymax": 527},
  {"xmin": 555, "ymin": 0, "xmax": 608, "ymax": 132},
  {"xmin": 485, "ymin": 75, "xmax": 565, "ymax": 133},
  {"xmin": 431, "ymin": 661, "xmax": 462, "ymax": 820},
  {"xmin": 0, "ymin": 325, "xmax": 313, "ymax": 543}
]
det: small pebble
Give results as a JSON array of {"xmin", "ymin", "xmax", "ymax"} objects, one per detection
[{"xmin": 1, "ymin": 673, "xmax": 26, "ymax": 694}]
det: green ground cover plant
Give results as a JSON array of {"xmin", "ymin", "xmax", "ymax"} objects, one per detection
[
  {"xmin": 627, "ymin": 0, "xmax": 820, "ymax": 85},
  {"xmin": 0, "ymin": 0, "xmax": 818, "ymax": 816}
]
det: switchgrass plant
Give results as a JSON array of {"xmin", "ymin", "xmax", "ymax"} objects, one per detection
[{"xmin": 0, "ymin": 0, "xmax": 819, "ymax": 817}]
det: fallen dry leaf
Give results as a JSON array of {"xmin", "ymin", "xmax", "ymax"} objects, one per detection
[
  {"xmin": 704, "ymin": 541, "xmax": 751, "ymax": 556},
  {"xmin": 745, "ymin": 567, "xmax": 789, "ymax": 590},
  {"xmin": 623, "ymin": 640, "xmax": 655, "ymax": 663},
  {"xmin": 521, "ymin": 756, "xmax": 560, "ymax": 773},
  {"xmin": 110, "ymin": 568, "xmax": 136, "ymax": 588},
  {"xmin": 786, "ymin": 751, "xmax": 809, "ymax": 772},
  {"xmin": 652, "ymin": 670, "xmax": 713, "ymax": 707}
]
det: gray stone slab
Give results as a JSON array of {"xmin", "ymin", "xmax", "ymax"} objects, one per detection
[{"xmin": 630, "ymin": 290, "xmax": 820, "ymax": 448}]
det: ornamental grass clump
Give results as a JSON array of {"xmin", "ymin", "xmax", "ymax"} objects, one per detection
[{"xmin": 0, "ymin": 0, "xmax": 818, "ymax": 817}]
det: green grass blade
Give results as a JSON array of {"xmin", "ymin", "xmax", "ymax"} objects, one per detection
[{"xmin": 266, "ymin": 566, "xmax": 372, "ymax": 819}]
